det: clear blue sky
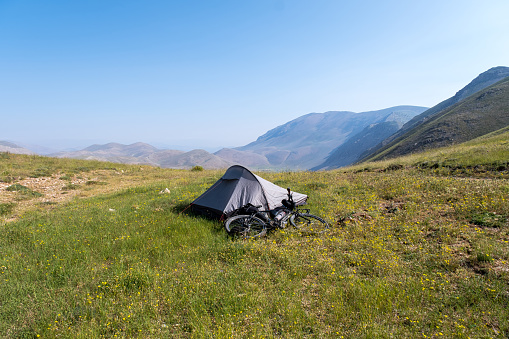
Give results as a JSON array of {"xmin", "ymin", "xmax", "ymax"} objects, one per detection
[{"xmin": 1, "ymin": 0, "xmax": 508, "ymax": 151}]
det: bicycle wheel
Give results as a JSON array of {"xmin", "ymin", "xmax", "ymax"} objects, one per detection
[
  {"xmin": 224, "ymin": 215, "xmax": 267, "ymax": 238},
  {"xmin": 290, "ymin": 213, "xmax": 329, "ymax": 234}
]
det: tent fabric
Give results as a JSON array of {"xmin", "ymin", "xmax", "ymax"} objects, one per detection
[{"xmin": 191, "ymin": 165, "xmax": 307, "ymax": 218}]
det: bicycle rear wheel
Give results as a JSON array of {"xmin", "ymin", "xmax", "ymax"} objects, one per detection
[
  {"xmin": 224, "ymin": 215, "xmax": 267, "ymax": 238},
  {"xmin": 290, "ymin": 213, "xmax": 329, "ymax": 234}
]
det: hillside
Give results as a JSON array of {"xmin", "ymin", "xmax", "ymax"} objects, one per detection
[
  {"xmin": 0, "ymin": 141, "xmax": 35, "ymax": 155},
  {"xmin": 147, "ymin": 149, "xmax": 231, "ymax": 169},
  {"xmin": 214, "ymin": 148, "xmax": 271, "ymax": 168},
  {"xmin": 312, "ymin": 110, "xmax": 419, "ymax": 170},
  {"xmin": 228, "ymin": 106, "xmax": 427, "ymax": 169},
  {"xmin": 351, "ymin": 125, "xmax": 509, "ymax": 178},
  {"xmin": 52, "ymin": 142, "xmax": 232, "ymax": 169},
  {"xmin": 361, "ymin": 67, "xmax": 509, "ymax": 162},
  {"xmin": 1, "ymin": 147, "xmax": 508, "ymax": 337}
]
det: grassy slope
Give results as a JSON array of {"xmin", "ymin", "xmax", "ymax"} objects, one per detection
[
  {"xmin": 1, "ymin": 151, "xmax": 508, "ymax": 338},
  {"xmin": 363, "ymin": 77, "xmax": 509, "ymax": 163},
  {"xmin": 351, "ymin": 125, "xmax": 509, "ymax": 176}
]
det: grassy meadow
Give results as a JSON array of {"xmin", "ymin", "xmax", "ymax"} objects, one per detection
[{"xmin": 1, "ymin": 139, "xmax": 508, "ymax": 338}]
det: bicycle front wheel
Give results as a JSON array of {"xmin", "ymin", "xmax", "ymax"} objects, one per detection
[
  {"xmin": 290, "ymin": 213, "xmax": 329, "ymax": 234},
  {"xmin": 224, "ymin": 215, "xmax": 267, "ymax": 239}
]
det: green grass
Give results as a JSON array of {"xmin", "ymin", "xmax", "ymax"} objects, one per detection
[
  {"xmin": 0, "ymin": 154, "xmax": 129, "ymax": 181},
  {"xmin": 349, "ymin": 126, "xmax": 509, "ymax": 178},
  {"xmin": 5, "ymin": 183, "xmax": 44, "ymax": 199},
  {"xmin": 0, "ymin": 203, "xmax": 15, "ymax": 216},
  {"xmin": 0, "ymin": 151, "xmax": 508, "ymax": 337}
]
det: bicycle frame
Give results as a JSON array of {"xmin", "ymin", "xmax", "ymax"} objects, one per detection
[{"xmin": 224, "ymin": 187, "xmax": 330, "ymax": 237}]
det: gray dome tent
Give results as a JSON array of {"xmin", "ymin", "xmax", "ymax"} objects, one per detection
[{"xmin": 191, "ymin": 165, "xmax": 307, "ymax": 218}]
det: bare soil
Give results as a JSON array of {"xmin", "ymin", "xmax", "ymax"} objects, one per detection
[{"xmin": 0, "ymin": 170, "xmax": 147, "ymax": 224}]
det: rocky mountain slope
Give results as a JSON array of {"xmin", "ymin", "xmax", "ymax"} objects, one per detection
[
  {"xmin": 360, "ymin": 67, "xmax": 509, "ymax": 163},
  {"xmin": 312, "ymin": 120, "xmax": 400, "ymax": 170},
  {"xmin": 218, "ymin": 106, "xmax": 427, "ymax": 170},
  {"xmin": 398, "ymin": 67, "xmax": 509, "ymax": 137}
]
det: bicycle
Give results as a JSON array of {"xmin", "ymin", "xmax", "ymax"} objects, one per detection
[{"xmin": 224, "ymin": 188, "xmax": 330, "ymax": 238}]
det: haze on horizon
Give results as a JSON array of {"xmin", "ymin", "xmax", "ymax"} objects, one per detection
[{"xmin": 1, "ymin": 0, "xmax": 508, "ymax": 151}]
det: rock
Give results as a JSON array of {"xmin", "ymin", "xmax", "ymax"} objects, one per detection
[{"xmin": 159, "ymin": 188, "xmax": 171, "ymax": 194}]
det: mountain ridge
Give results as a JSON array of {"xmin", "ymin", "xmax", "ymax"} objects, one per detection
[
  {"xmin": 0, "ymin": 141, "xmax": 36, "ymax": 155},
  {"xmin": 359, "ymin": 68, "xmax": 509, "ymax": 163},
  {"xmin": 360, "ymin": 66, "xmax": 509, "ymax": 162},
  {"xmin": 6, "ymin": 67, "xmax": 509, "ymax": 171},
  {"xmin": 51, "ymin": 142, "xmax": 232, "ymax": 169},
  {"xmin": 229, "ymin": 105, "xmax": 427, "ymax": 169},
  {"xmin": 312, "ymin": 109, "xmax": 428, "ymax": 170}
]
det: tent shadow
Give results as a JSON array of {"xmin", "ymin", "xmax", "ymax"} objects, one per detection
[
  {"xmin": 171, "ymin": 202, "xmax": 193, "ymax": 215},
  {"xmin": 172, "ymin": 202, "xmax": 225, "ymax": 233}
]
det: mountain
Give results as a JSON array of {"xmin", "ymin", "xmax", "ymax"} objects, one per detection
[
  {"xmin": 398, "ymin": 66, "xmax": 509, "ymax": 137},
  {"xmin": 52, "ymin": 142, "xmax": 232, "ymax": 169},
  {"xmin": 214, "ymin": 148, "xmax": 271, "ymax": 168},
  {"xmin": 0, "ymin": 141, "xmax": 35, "ymax": 155},
  {"xmin": 312, "ymin": 110, "xmax": 422, "ymax": 170},
  {"xmin": 227, "ymin": 106, "xmax": 427, "ymax": 170},
  {"xmin": 147, "ymin": 149, "xmax": 231, "ymax": 169},
  {"xmin": 55, "ymin": 142, "xmax": 159, "ymax": 159},
  {"xmin": 359, "ymin": 67, "xmax": 509, "ymax": 163}
]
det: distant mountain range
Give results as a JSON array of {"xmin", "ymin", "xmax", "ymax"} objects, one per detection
[
  {"xmin": 3, "ymin": 66, "xmax": 508, "ymax": 171},
  {"xmin": 0, "ymin": 141, "xmax": 35, "ymax": 155},
  {"xmin": 2, "ymin": 106, "xmax": 428, "ymax": 170},
  {"xmin": 49, "ymin": 142, "xmax": 232, "ymax": 169},
  {"xmin": 217, "ymin": 106, "xmax": 427, "ymax": 170}
]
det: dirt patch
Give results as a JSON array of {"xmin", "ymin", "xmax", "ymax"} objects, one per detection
[
  {"xmin": 1, "ymin": 175, "xmax": 85, "ymax": 202},
  {"xmin": 0, "ymin": 175, "xmax": 84, "ymax": 222},
  {"xmin": 0, "ymin": 171, "xmax": 132, "ymax": 223}
]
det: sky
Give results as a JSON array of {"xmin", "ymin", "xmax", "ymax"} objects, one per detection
[{"xmin": 1, "ymin": 0, "xmax": 509, "ymax": 151}]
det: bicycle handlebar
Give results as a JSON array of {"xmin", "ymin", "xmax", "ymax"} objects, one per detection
[{"xmin": 287, "ymin": 187, "xmax": 293, "ymax": 202}]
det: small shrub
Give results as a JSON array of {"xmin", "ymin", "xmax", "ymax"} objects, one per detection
[
  {"xmin": 6, "ymin": 183, "xmax": 26, "ymax": 192},
  {"xmin": 471, "ymin": 212, "xmax": 506, "ymax": 228},
  {"xmin": 476, "ymin": 253, "xmax": 494, "ymax": 263},
  {"xmin": 191, "ymin": 165, "xmax": 204, "ymax": 172},
  {"xmin": 30, "ymin": 167, "xmax": 52, "ymax": 178},
  {"xmin": 1, "ymin": 176, "xmax": 15, "ymax": 183},
  {"xmin": 62, "ymin": 183, "xmax": 80, "ymax": 191},
  {"xmin": 85, "ymin": 180, "xmax": 108, "ymax": 186},
  {"xmin": 385, "ymin": 164, "xmax": 403, "ymax": 171},
  {"xmin": 0, "ymin": 152, "xmax": 10, "ymax": 159},
  {"xmin": 73, "ymin": 167, "xmax": 91, "ymax": 173},
  {"xmin": 6, "ymin": 184, "xmax": 43, "ymax": 198}
]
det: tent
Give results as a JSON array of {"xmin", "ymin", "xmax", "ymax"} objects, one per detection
[{"xmin": 191, "ymin": 165, "xmax": 307, "ymax": 218}]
